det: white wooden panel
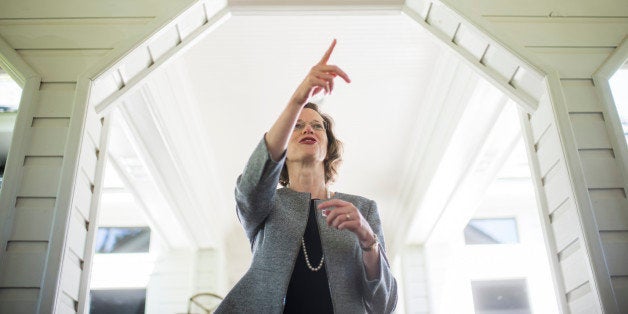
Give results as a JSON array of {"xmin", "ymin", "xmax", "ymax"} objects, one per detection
[
  {"xmin": 36, "ymin": 83, "xmax": 76, "ymax": 117},
  {"xmin": 486, "ymin": 17, "xmax": 628, "ymax": 47},
  {"xmin": 543, "ymin": 163, "xmax": 572, "ymax": 213},
  {"xmin": 89, "ymin": 70, "xmax": 124, "ymax": 107},
  {"xmin": 10, "ymin": 197, "xmax": 55, "ymax": 241},
  {"xmin": 600, "ymin": 231, "xmax": 628, "ymax": 276},
  {"xmin": 149, "ymin": 273, "xmax": 192, "ymax": 291},
  {"xmin": 478, "ymin": 0, "xmax": 628, "ymax": 17},
  {"xmin": 0, "ymin": 18, "xmax": 152, "ymax": 49},
  {"xmin": 14, "ymin": 196, "xmax": 56, "ymax": 209},
  {"xmin": 85, "ymin": 108, "xmax": 102, "ymax": 149},
  {"xmin": 528, "ymin": 47, "xmax": 615, "ymax": 79},
  {"xmin": 400, "ymin": 246, "xmax": 429, "ymax": 313},
  {"xmin": 551, "ymin": 200, "xmax": 580, "ymax": 252},
  {"xmin": 177, "ymin": 4, "xmax": 207, "ymax": 40},
  {"xmin": 18, "ymin": 162, "xmax": 62, "ymax": 197},
  {"xmin": 118, "ymin": 48, "xmax": 152, "ymax": 83},
  {"xmin": 0, "ymin": 288, "xmax": 39, "ymax": 314},
  {"xmin": 405, "ymin": 0, "xmax": 431, "ymax": 20},
  {"xmin": 530, "ymin": 93, "xmax": 553, "ymax": 143},
  {"xmin": 452, "ymin": 24, "xmax": 488, "ymax": 61},
  {"xmin": 0, "ymin": 0, "xmax": 175, "ymax": 18},
  {"xmin": 31, "ymin": 117, "xmax": 70, "ymax": 128},
  {"xmin": 426, "ymin": 2, "xmax": 460, "ymax": 39},
  {"xmin": 558, "ymin": 0, "xmax": 628, "ymax": 18},
  {"xmin": 54, "ymin": 297, "xmax": 76, "ymax": 314},
  {"xmin": 570, "ymin": 113, "xmax": 611, "ymax": 149},
  {"xmin": 67, "ymin": 212, "xmax": 87, "ymax": 259},
  {"xmin": 567, "ymin": 288, "xmax": 597, "ymax": 314},
  {"xmin": 148, "ymin": 27, "xmax": 180, "ymax": 62},
  {"xmin": 58, "ymin": 292, "xmax": 77, "ymax": 314},
  {"xmin": 562, "ymin": 80, "xmax": 602, "ymax": 112},
  {"xmin": 612, "ymin": 276, "xmax": 628, "ymax": 312},
  {"xmin": 73, "ymin": 174, "xmax": 93, "ymax": 223},
  {"xmin": 18, "ymin": 49, "xmax": 110, "ymax": 82},
  {"xmin": 510, "ymin": 65, "xmax": 544, "ymax": 102},
  {"xmin": 0, "ymin": 242, "xmax": 47, "ymax": 287},
  {"xmin": 26, "ymin": 124, "xmax": 69, "ymax": 156},
  {"xmin": 481, "ymin": 44, "xmax": 519, "ymax": 82},
  {"xmin": 590, "ymin": 189, "xmax": 628, "ymax": 231},
  {"xmin": 559, "ymin": 243, "xmax": 589, "ymax": 292},
  {"xmin": 79, "ymin": 138, "xmax": 98, "ymax": 183},
  {"xmin": 580, "ymin": 151, "xmax": 623, "ymax": 188},
  {"xmin": 59, "ymin": 252, "xmax": 82, "ymax": 301},
  {"xmin": 477, "ymin": 0, "xmax": 552, "ymax": 17},
  {"xmin": 535, "ymin": 127, "xmax": 561, "ymax": 177}
]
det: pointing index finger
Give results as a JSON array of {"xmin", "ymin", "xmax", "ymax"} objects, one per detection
[{"xmin": 318, "ymin": 39, "xmax": 337, "ymax": 65}]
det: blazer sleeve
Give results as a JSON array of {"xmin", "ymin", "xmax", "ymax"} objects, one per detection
[
  {"xmin": 234, "ymin": 135, "xmax": 286, "ymax": 242},
  {"xmin": 360, "ymin": 200, "xmax": 398, "ymax": 314}
]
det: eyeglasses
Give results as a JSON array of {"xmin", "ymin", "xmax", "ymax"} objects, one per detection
[{"xmin": 294, "ymin": 120, "xmax": 326, "ymax": 131}]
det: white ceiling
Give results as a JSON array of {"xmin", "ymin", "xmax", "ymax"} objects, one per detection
[
  {"xmin": 181, "ymin": 13, "xmax": 442, "ymax": 208},
  {"xmin": 101, "ymin": 11, "xmax": 523, "ymax": 261}
]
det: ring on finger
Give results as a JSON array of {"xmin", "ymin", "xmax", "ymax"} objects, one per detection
[{"xmin": 346, "ymin": 213, "xmax": 351, "ymax": 220}]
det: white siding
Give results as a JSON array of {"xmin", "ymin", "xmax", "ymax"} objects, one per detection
[
  {"xmin": 0, "ymin": 0, "xmax": 192, "ymax": 313},
  {"xmin": 449, "ymin": 0, "xmax": 628, "ymax": 311},
  {"xmin": 400, "ymin": 245, "xmax": 429, "ymax": 314},
  {"xmin": 403, "ymin": 0, "xmax": 545, "ymax": 112}
]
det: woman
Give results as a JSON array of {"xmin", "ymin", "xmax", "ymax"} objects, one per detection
[{"xmin": 215, "ymin": 40, "xmax": 397, "ymax": 313}]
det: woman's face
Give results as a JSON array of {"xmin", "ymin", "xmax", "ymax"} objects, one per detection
[{"xmin": 287, "ymin": 108, "xmax": 328, "ymax": 164}]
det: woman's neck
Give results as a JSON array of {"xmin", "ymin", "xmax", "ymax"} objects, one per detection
[{"xmin": 286, "ymin": 161, "xmax": 328, "ymax": 199}]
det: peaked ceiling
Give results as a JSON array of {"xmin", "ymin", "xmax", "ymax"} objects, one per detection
[
  {"xmin": 103, "ymin": 10, "xmax": 519, "ymax": 262},
  {"xmin": 182, "ymin": 13, "xmax": 442, "ymax": 205}
]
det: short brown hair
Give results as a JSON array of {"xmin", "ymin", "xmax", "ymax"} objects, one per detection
[{"xmin": 279, "ymin": 103, "xmax": 343, "ymax": 186}]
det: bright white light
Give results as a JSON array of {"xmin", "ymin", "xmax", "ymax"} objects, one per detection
[
  {"xmin": 0, "ymin": 70, "xmax": 21, "ymax": 112},
  {"xmin": 90, "ymin": 253, "xmax": 156, "ymax": 289},
  {"xmin": 610, "ymin": 66, "xmax": 628, "ymax": 139}
]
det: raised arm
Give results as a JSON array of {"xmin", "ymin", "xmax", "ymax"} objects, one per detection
[{"xmin": 265, "ymin": 39, "xmax": 351, "ymax": 161}]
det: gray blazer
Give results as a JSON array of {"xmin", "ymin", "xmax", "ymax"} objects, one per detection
[{"xmin": 215, "ymin": 138, "xmax": 397, "ymax": 313}]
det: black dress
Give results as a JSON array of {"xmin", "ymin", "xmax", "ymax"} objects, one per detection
[{"xmin": 283, "ymin": 200, "xmax": 334, "ymax": 313}]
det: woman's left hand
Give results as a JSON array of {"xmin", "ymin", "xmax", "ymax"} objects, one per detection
[{"xmin": 318, "ymin": 199, "xmax": 375, "ymax": 247}]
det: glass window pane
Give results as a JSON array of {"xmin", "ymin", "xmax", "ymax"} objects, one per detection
[
  {"xmin": 471, "ymin": 279, "xmax": 530, "ymax": 314},
  {"xmin": 609, "ymin": 66, "xmax": 628, "ymax": 143},
  {"xmin": 0, "ymin": 68, "xmax": 21, "ymax": 112},
  {"xmin": 464, "ymin": 218, "xmax": 519, "ymax": 244},
  {"xmin": 95, "ymin": 227, "xmax": 150, "ymax": 253},
  {"xmin": 0, "ymin": 66, "xmax": 21, "ymax": 191},
  {"xmin": 90, "ymin": 289, "xmax": 146, "ymax": 314}
]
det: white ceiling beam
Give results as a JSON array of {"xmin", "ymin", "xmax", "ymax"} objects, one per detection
[
  {"xmin": 228, "ymin": 0, "xmax": 404, "ymax": 4},
  {"xmin": 93, "ymin": 1, "xmax": 230, "ymax": 115},
  {"xmin": 387, "ymin": 53, "xmax": 479, "ymax": 254},
  {"xmin": 116, "ymin": 88, "xmax": 221, "ymax": 248},
  {"xmin": 106, "ymin": 152, "xmax": 194, "ymax": 249},
  {"xmin": 229, "ymin": 4, "xmax": 403, "ymax": 16},
  {"xmin": 402, "ymin": 80, "xmax": 516, "ymax": 245},
  {"xmin": 402, "ymin": 2, "xmax": 542, "ymax": 113},
  {"xmin": 421, "ymin": 102, "xmax": 522, "ymax": 244}
]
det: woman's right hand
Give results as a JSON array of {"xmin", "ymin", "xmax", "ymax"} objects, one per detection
[{"xmin": 290, "ymin": 39, "xmax": 352, "ymax": 107}]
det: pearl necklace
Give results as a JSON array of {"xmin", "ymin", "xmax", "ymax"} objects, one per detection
[
  {"xmin": 300, "ymin": 188, "xmax": 330, "ymax": 272},
  {"xmin": 301, "ymin": 236, "xmax": 324, "ymax": 271}
]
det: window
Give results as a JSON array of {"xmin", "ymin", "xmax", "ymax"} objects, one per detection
[
  {"xmin": 0, "ymin": 67, "xmax": 21, "ymax": 112},
  {"xmin": 90, "ymin": 289, "xmax": 146, "ymax": 314},
  {"xmin": 0, "ymin": 66, "xmax": 22, "ymax": 190},
  {"xmin": 609, "ymin": 65, "xmax": 628, "ymax": 143},
  {"xmin": 464, "ymin": 218, "xmax": 519, "ymax": 245},
  {"xmin": 95, "ymin": 227, "xmax": 150, "ymax": 253},
  {"xmin": 471, "ymin": 279, "xmax": 531, "ymax": 314},
  {"xmin": 0, "ymin": 163, "xmax": 4, "ymax": 189}
]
